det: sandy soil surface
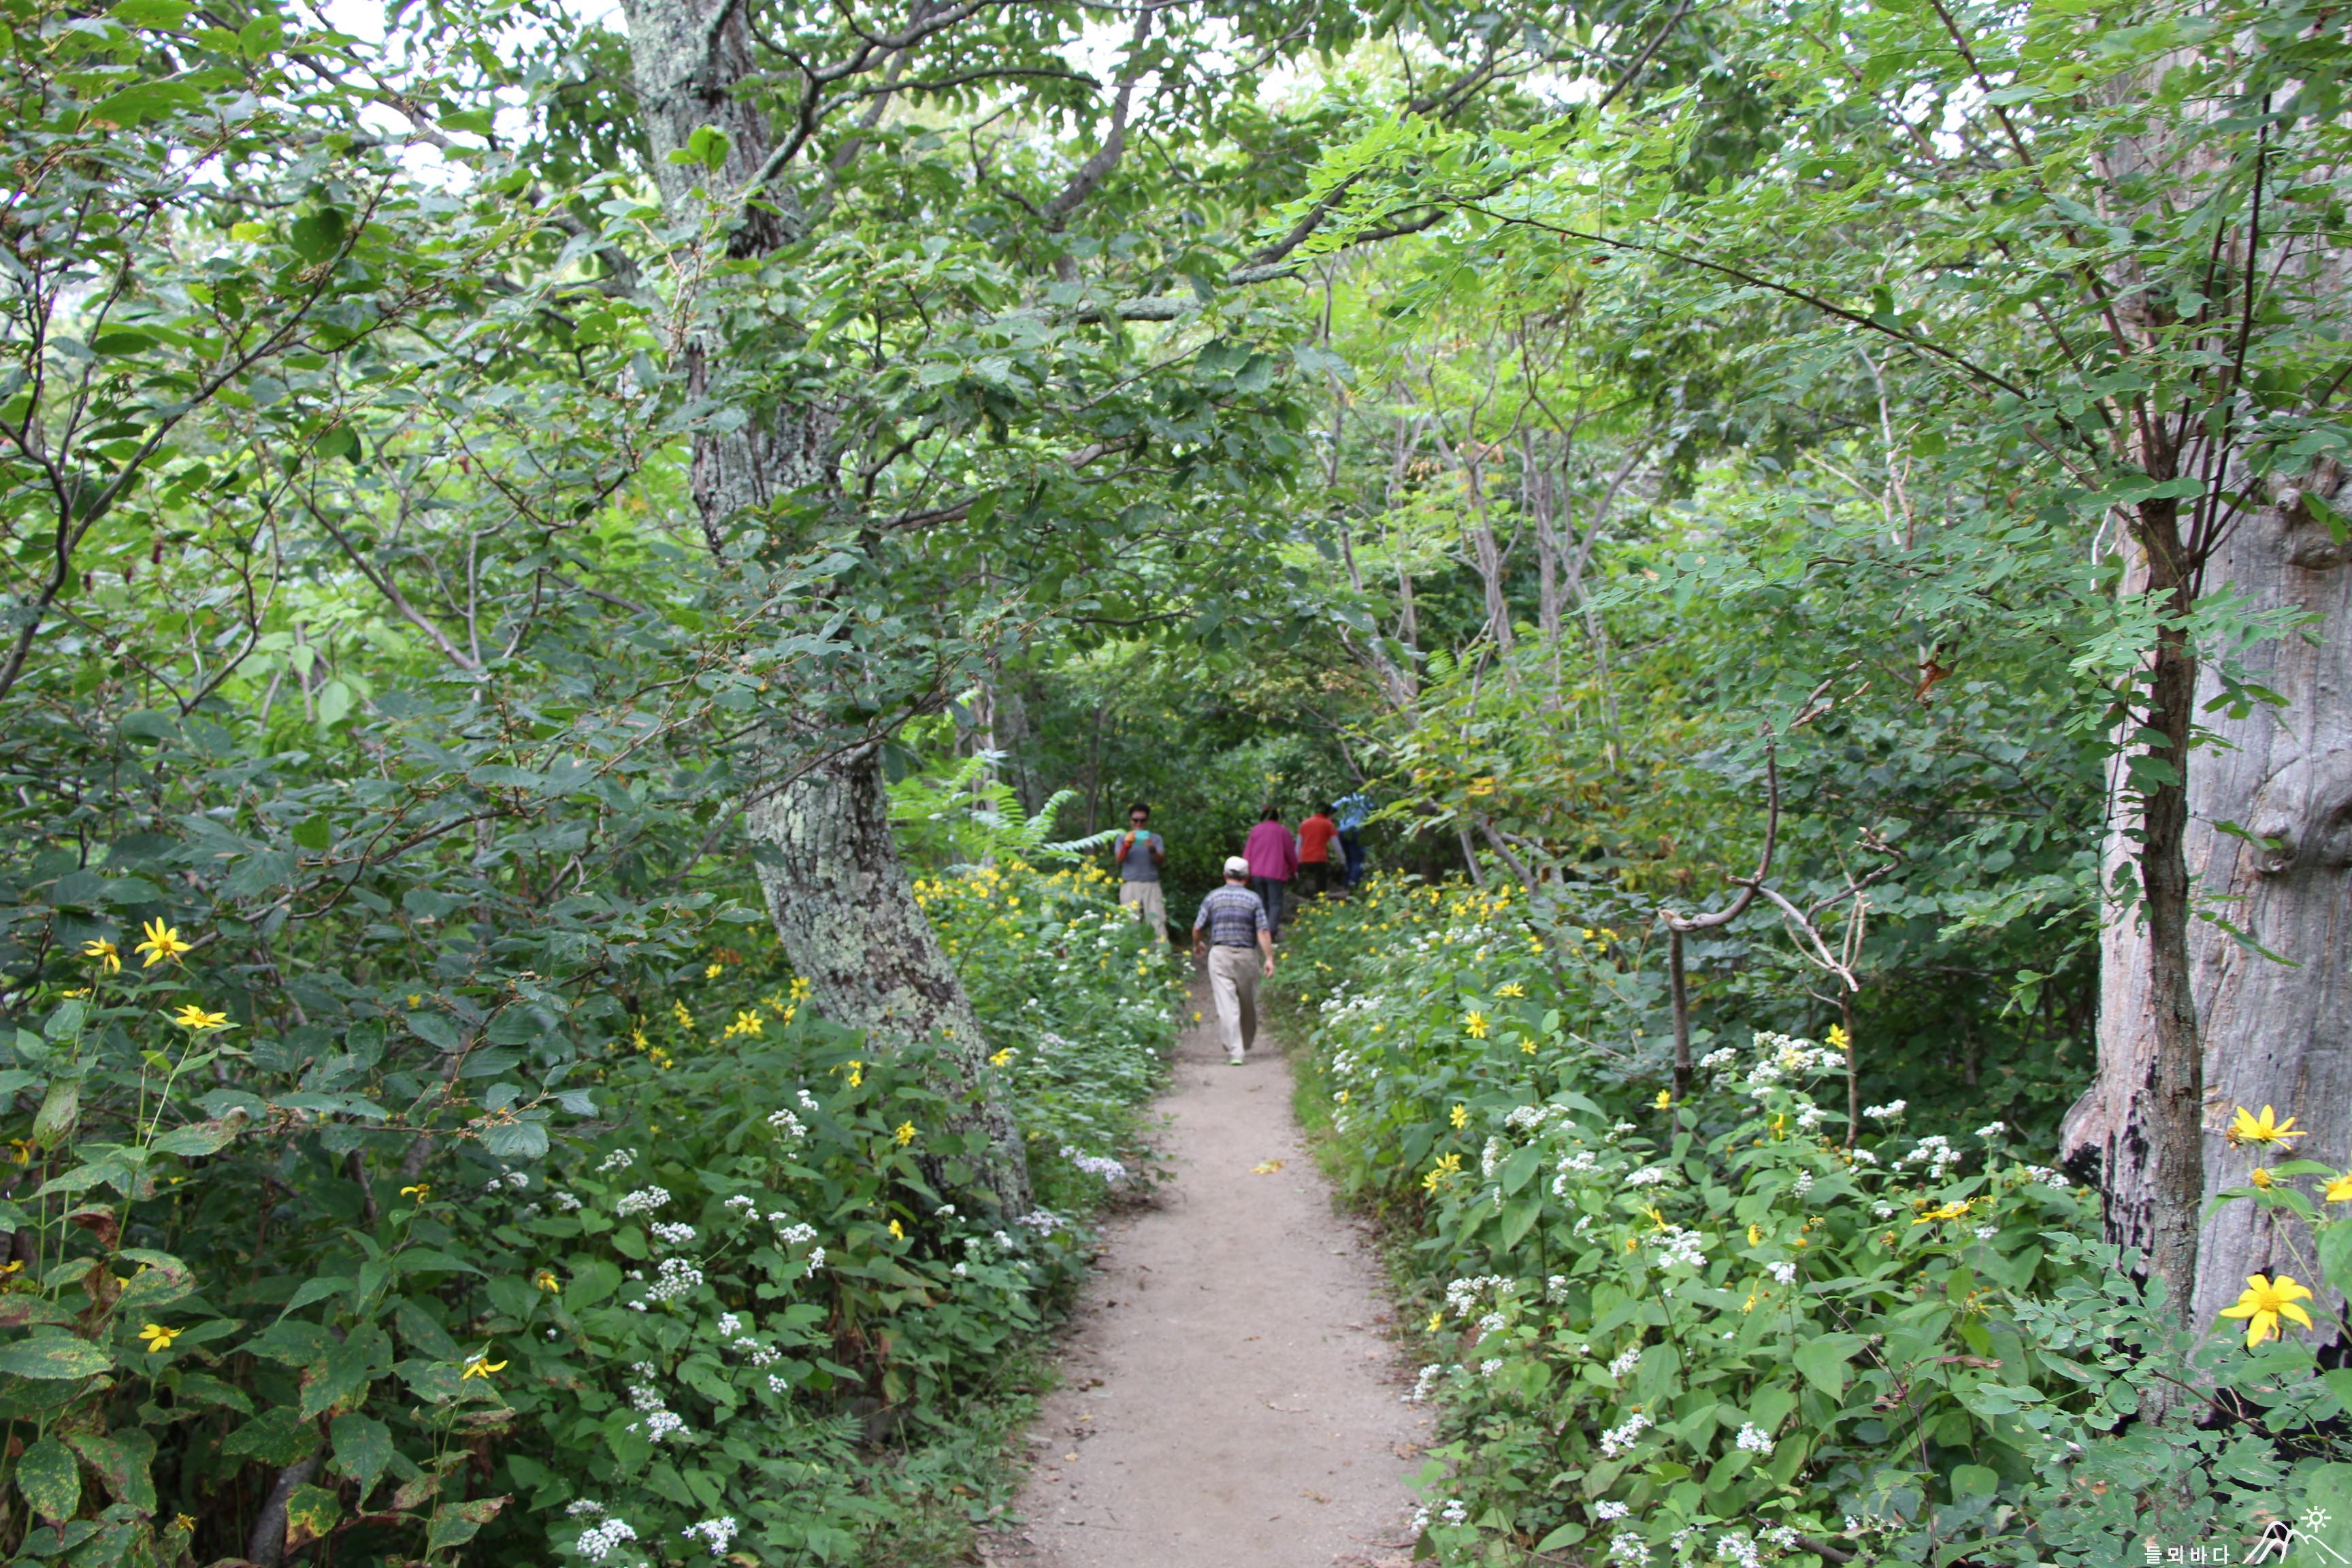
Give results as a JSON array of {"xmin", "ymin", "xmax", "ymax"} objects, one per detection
[{"xmin": 979, "ymin": 976, "xmax": 1428, "ymax": 1568}]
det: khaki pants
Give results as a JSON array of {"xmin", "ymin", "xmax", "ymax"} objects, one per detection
[
  {"xmin": 1206, "ymin": 944, "xmax": 1260, "ymax": 1062},
  {"xmin": 1119, "ymin": 880, "xmax": 1167, "ymax": 944}
]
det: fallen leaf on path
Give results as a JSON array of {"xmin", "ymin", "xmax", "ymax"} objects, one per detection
[{"xmin": 1251, "ymin": 1159, "xmax": 1285, "ymax": 1173}]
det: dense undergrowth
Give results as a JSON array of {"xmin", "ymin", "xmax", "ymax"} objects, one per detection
[
  {"xmin": 1275, "ymin": 877, "xmax": 2352, "ymax": 1567},
  {"xmin": 1, "ymin": 858, "xmax": 1174, "ymax": 1567}
]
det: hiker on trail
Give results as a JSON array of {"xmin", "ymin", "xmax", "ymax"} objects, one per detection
[
  {"xmin": 1192, "ymin": 855, "xmax": 1275, "ymax": 1064},
  {"xmin": 1111, "ymin": 801, "xmax": 1168, "ymax": 944},
  {"xmin": 1296, "ymin": 803, "xmax": 1339, "ymax": 900},
  {"xmin": 1333, "ymin": 792, "xmax": 1370, "ymax": 888},
  {"xmin": 1241, "ymin": 806, "xmax": 1298, "ymax": 938}
]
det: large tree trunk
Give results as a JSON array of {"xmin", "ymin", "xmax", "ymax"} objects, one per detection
[
  {"xmin": 622, "ymin": 0, "xmax": 1029, "ymax": 1211},
  {"xmin": 2064, "ymin": 465, "xmax": 2352, "ymax": 1330}
]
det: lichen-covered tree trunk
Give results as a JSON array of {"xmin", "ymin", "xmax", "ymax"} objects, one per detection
[
  {"xmin": 621, "ymin": 0, "xmax": 1029, "ymax": 1211},
  {"xmin": 2063, "ymin": 464, "xmax": 2352, "ymax": 1331}
]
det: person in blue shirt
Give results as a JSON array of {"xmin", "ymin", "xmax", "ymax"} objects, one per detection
[
  {"xmin": 1333, "ymin": 793, "xmax": 1371, "ymax": 888},
  {"xmin": 1111, "ymin": 802, "xmax": 1168, "ymax": 943}
]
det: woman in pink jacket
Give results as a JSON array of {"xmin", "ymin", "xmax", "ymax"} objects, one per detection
[{"xmin": 1241, "ymin": 806, "xmax": 1298, "ymax": 938}]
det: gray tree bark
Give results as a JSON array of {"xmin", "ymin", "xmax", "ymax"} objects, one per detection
[
  {"xmin": 621, "ymin": 0, "xmax": 1029, "ymax": 1210},
  {"xmin": 2063, "ymin": 462, "xmax": 2352, "ymax": 1330}
]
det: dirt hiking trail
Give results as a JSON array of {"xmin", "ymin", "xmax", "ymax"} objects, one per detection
[{"xmin": 980, "ymin": 976, "xmax": 1428, "ymax": 1568}]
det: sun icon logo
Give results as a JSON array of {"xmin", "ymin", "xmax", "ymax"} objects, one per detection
[{"xmin": 2306, "ymin": 1506, "xmax": 2335, "ymax": 1533}]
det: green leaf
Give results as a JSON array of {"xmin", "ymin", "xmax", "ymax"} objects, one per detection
[
  {"xmin": 329, "ymin": 1413, "xmax": 395, "ymax": 1505},
  {"xmin": 67, "ymin": 1430, "xmax": 155, "ymax": 1514},
  {"xmin": 148, "ymin": 1118, "xmax": 241, "ymax": 1158},
  {"xmin": 284, "ymin": 1483, "xmax": 343, "ymax": 1550},
  {"xmin": 0, "ymin": 1335, "xmax": 112, "ymax": 1380},
  {"xmin": 109, "ymin": 0, "xmax": 193, "ymax": 27},
  {"xmin": 16, "ymin": 1436, "xmax": 78, "ymax": 1524},
  {"xmin": 1950, "ymin": 1462, "xmax": 1998, "ymax": 1497},
  {"xmin": 86, "ymin": 80, "xmax": 202, "ymax": 127},
  {"xmin": 31, "ymin": 1079, "xmax": 78, "ymax": 1148},
  {"xmin": 223, "ymin": 1407, "xmax": 321, "ymax": 1467},
  {"xmin": 563, "ymin": 1258, "xmax": 622, "ymax": 1312},
  {"xmin": 1791, "ymin": 1333, "xmax": 1866, "ymax": 1396},
  {"xmin": 299, "ymin": 1331, "xmax": 376, "ymax": 1419}
]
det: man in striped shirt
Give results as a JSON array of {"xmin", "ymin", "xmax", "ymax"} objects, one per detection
[{"xmin": 1191, "ymin": 855, "xmax": 1276, "ymax": 1065}]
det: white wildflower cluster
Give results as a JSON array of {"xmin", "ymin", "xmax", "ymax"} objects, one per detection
[
  {"xmin": 1608, "ymin": 1529, "xmax": 1651, "ymax": 1565},
  {"xmin": 1593, "ymin": 1500, "xmax": 1631, "ymax": 1522},
  {"xmin": 1742, "ymin": 1032, "xmax": 1845, "ymax": 1098},
  {"xmin": 622, "ymin": 1376, "xmax": 690, "ymax": 1444},
  {"xmin": 1060, "ymin": 1146, "xmax": 1129, "ymax": 1183},
  {"xmin": 1767, "ymin": 1260, "xmax": 1797, "ymax": 1286},
  {"xmin": 1443, "ymin": 1275, "xmax": 1513, "ymax": 1320},
  {"xmin": 804, "ymin": 1247, "xmax": 826, "ymax": 1277},
  {"xmin": 483, "ymin": 1169, "xmax": 529, "ymax": 1193},
  {"xmin": 767, "ymin": 1107, "xmax": 806, "ymax": 1138},
  {"xmin": 1550, "ymin": 1149, "xmax": 1605, "ymax": 1198},
  {"xmin": 1899, "ymin": 1134, "xmax": 1961, "ymax": 1178},
  {"xmin": 1440, "ymin": 1501, "xmax": 1469, "ymax": 1526},
  {"xmin": 2023, "ymin": 1164, "xmax": 2071, "ymax": 1188},
  {"xmin": 1480, "ymin": 1137, "xmax": 1506, "ymax": 1181},
  {"xmin": 1475, "ymin": 1310, "xmax": 1506, "ymax": 1337},
  {"xmin": 1478, "ymin": 1357, "xmax": 1504, "ymax": 1377},
  {"xmin": 1609, "ymin": 1120, "xmax": 1637, "ymax": 1138},
  {"xmin": 1697, "ymin": 1045, "xmax": 1739, "ymax": 1074},
  {"xmin": 1717, "ymin": 1531, "xmax": 1763, "ymax": 1568},
  {"xmin": 1648, "ymin": 1225, "xmax": 1706, "ymax": 1271},
  {"xmin": 615, "ymin": 1186, "xmax": 669, "ymax": 1217},
  {"xmin": 567, "ymin": 1500, "xmax": 606, "ymax": 1517},
  {"xmin": 644, "ymin": 1257, "xmax": 702, "ymax": 1305},
  {"xmin": 1734, "ymin": 1422, "xmax": 1775, "ymax": 1456},
  {"xmin": 649, "ymin": 1222, "xmax": 697, "ymax": 1247},
  {"xmin": 1847, "ymin": 1147, "xmax": 1878, "ymax": 1166},
  {"xmin": 552, "ymin": 1190, "xmax": 583, "ymax": 1212},
  {"xmin": 1545, "ymin": 1274, "xmax": 1571, "ymax": 1304},
  {"xmin": 1624, "ymin": 1164, "xmax": 1673, "ymax": 1189},
  {"xmin": 596, "ymin": 1149, "xmax": 636, "ymax": 1173},
  {"xmin": 723, "ymin": 1195, "xmax": 757, "ymax": 1216},
  {"xmin": 1761, "ymin": 1524, "xmax": 1800, "ymax": 1551},
  {"xmin": 1974, "ymin": 1224, "xmax": 1997, "ymax": 1239},
  {"xmin": 681, "ymin": 1518, "xmax": 738, "ymax": 1558},
  {"xmin": 1503, "ymin": 1102, "xmax": 1574, "ymax": 1134},
  {"xmin": 576, "ymin": 1517, "xmax": 639, "ymax": 1561},
  {"xmin": 1405, "ymin": 1363, "xmax": 1449, "ymax": 1404},
  {"xmin": 1599, "ymin": 1410, "xmax": 1652, "ymax": 1458},
  {"xmin": 1872, "ymin": 1200, "xmax": 1898, "ymax": 1219},
  {"xmin": 797, "ymin": 1088, "xmax": 820, "ymax": 1114},
  {"xmin": 1795, "ymin": 1103, "xmax": 1827, "ymax": 1132},
  {"xmin": 773, "ymin": 1218, "xmax": 816, "ymax": 1245},
  {"xmin": 1793, "ymin": 1171, "xmax": 1814, "ymax": 1197},
  {"xmin": 1976, "ymin": 1121, "xmax": 2006, "ymax": 1140},
  {"xmin": 1017, "ymin": 1209, "xmax": 1063, "ymax": 1235},
  {"xmin": 1863, "ymin": 1099, "xmax": 1906, "ymax": 1121},
  {"xmin": 1607, "ymin": 1344, "xmax": 1642, "ymax": 1379}
]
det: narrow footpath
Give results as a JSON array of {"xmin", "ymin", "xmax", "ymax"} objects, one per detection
[{"xmin": 980, "ymin": 978, "xmax": 1428, "ymax": 1568}]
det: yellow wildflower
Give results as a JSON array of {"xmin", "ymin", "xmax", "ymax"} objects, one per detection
[
  {"xmin": 2325, "ymin": 1171, "xmax": 2352, "ymax": 1204},
  {"xmin": 1463, "ymin": 1011, "xmax": 1489, "ymax": 1039},
  {"xmin": 1654, "ymin": 1090, "xmax": 1673, "ymax": 1110},
  {"xmin": 461, "ymin": 1349, "xmax": 506, "ymax": 1381},
  {"xmin": 1422, "ymin": 1152, "xmax": 1462, "ymax": 1192},
  {"xmin": 82, "ymin": 938, "xmax": 120, "ymax": 974},
  {"xmin": 174, "ymin": 1516, "xmax": 195, "ymax": 1533},
  {"xmin": 788, "ymin": 976, "xmax": 812, "ymax": 1002},
  {"xmin": 1747, "ymin": 1224, "xmax": 1763, "ymax": 1246},
  {"xmin": 888, "ymin": 1219, "xmax": 904, "ymax": 1241},
  {"xmin": 704, "ymin": 962, "xmax": 723, "ymax": 979},
  {"xmin": 1520, "ymin": 1039, "xmax": 1537, "ymax": 1055},
  {"xmin": 1449, "ymin": 1104, "xmax": 1469, "ymax": 1130},
  {"xmin": 990, "ymin": 1048, "xmax": 1014, "ymax": 1067},
  {"xmin": 671, "ymin": 1000, "xmax": 693, "ymax": 1030},
  {"xmin": 2227, "ymin": 1105, "xmax": 2304, "ymax": 1149},
  {"xmin": 2219, "ymin": 1274, "xmax": 2315, "ymax": 1349},
  {"xmin": 1495, "ymin": 982, "xmax": 1526, "ymax": 999},
  {"xmin": 1912, "ymin": 1200, "xmax": 1972, "ymax": 1224},
  {"xmin": 171, "ymin": 1004, "xmax": 230, "ymax": 1032},
  {"xmin": 534, "ymin": 1269, "xmax": 559, "ymax": 1292},
  {"xmin": 894, "ymin": 1121, "xmax": 916, "ymax": 1147},
  {"xmin": 1426, "ymin": 1310, "xmax": 1443, "ymax": 1334},
  {"xmin": 135, "ymin": 917, "xmax": 191, "ymax": 967},
  {"xmin": 845, "ymin": 1060, "xmax": 864, "ymax": 1088},
  {"xmin": 137, "ymin": 1323, "xmax": 180, "ymax": 1353},
  {"xmin": 2251, "ymin": 1166, "xmax": 2276, "ymax": 1188},
  {"xmin": 725, "ymin": 1009, "xmax": 764, "ymax": 1039},
  {"xmin": 1827, "ymin": 1024, "xmax": 1851, "ymax": 1051},
  {"xmin": 400, "ymin": 1183, "xmax": 430, "ymax": 1201}
]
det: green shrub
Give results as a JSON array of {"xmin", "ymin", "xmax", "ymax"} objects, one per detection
[
  {"xmin": 1279, "ymin": 875, "xmax": 2352, "ymax": 1566},
  {"xmin": 0, "ymin": 862, "xmax": 1174, "ymax": 1566}
]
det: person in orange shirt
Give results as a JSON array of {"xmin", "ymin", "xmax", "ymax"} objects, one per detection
[{"xmin": 1296, "ymin": 803, "xmax": 1339, "ymax": 901}]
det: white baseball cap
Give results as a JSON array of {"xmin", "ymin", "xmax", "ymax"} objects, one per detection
[{"xmin": 1223, "ymin": 855, "xmax": 1250, "ymax": 877}]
